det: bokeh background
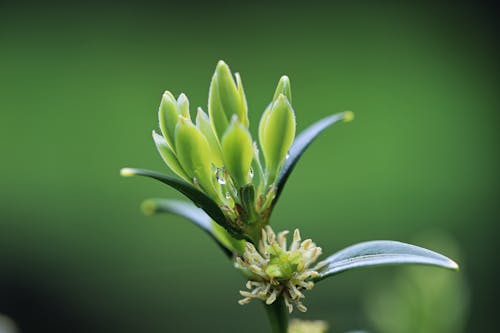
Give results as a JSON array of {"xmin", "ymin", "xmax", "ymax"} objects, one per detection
[{"xmin": 1, "ymin": 1, "xmax": 498, "ymax": 332}]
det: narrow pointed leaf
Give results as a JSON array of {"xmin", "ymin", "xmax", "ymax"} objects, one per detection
[
  {"xmin": 274, "ymin": 111, "xmax": 353, "ymax": 203},
  {"xmin": 120, "ymin": 167, "xmax": 236, "ymax": 234},
  {"xmin": 315, "ymin": 240, "xmax": 459, "ymax": 282},
  {"xmin": 141, "ymin": 198, "xmax": 232, "ymax": 257}
]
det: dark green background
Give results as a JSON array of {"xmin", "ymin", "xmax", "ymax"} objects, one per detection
[{"xmin": 1, "ymin": 2, "xmax": 498, "ymax": 332}]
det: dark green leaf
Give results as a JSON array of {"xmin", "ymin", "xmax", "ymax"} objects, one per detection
[
  {"xmin": 120, "ymin": 167, "xmax": 236, "ymax": 235},
  {"xmin": 141, "ymin": 198, "xmax": 232, "ymax": 258},
  {"xmin": 315, "ymin": 240, "xmax": 458, "ymax": 281},
  {"xmin": 274, "ymin": 111, "xmax": 353, "ymax": 204}
]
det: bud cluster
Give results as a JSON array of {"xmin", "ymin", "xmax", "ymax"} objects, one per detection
[
  {"xmin": 153, "ymin": 61, "xmax": 296, "ymax": 242},
  {"xmin": 235, "ymin": 226, "xmax": 325, "ymax": 313}
]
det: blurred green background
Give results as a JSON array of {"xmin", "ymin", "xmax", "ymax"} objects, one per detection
[{"xmin": 1, "ymin": 1, "xmax": 498, "ymax": 332}]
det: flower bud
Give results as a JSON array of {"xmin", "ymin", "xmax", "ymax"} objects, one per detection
[
  {"xmin": 196, "ymin": 108, "xmax": 223, "ymax": 167},
  {"xmin": 158, "ymin": 91, "xmax": 179, "ymax": 148},
  {"xmin": 272, "ymin": 75, "xmax": 292, "ymax": 103},
  {"xmin": 159, "ymin": 91, "xmax": 192, "ymax": 149},
  {"xmin": 221, "ymin": 116, "xmax": 254, "ymax": 188},
  {"xmin": 176, "ymin": 93, "xmax": 191, "ymax": 120},
  {"xmin": 259, "ymin": 94, "xmax": 296, "ymax": 184},
  {"xmin": 174, "ymin": 116, "xmax": 218, "ymax": 199},
  {"xmin": 208, "ymin": 60, "xmax": 248, "ymax": 140},
  {"xmin": 152, "ymin": 131, "xmax": 190, "ymax": 182}
]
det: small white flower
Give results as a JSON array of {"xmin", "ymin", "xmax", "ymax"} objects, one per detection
[{"xmin": 235, "ymin": 226, "xmax": 326, "ymax": 313}]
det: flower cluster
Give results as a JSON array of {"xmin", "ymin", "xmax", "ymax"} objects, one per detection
[
  {"xmin": 152, "ymin": 61, "xmax": 295, "ymax": 242},
  {"xmin": 122, "ymin": 60, "xmax": 459, "ymax": 333},
  {"xmin": 236, "ymin": 226, "xmax": 325, "ymax": 313}
]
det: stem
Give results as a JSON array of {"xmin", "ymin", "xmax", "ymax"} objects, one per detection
[{"xmin": 264, "ymin": 297, "xmax": 289, "ymax": 333}]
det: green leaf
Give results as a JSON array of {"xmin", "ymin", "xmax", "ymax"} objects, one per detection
[
  {"xmin": 315, "ymin": 240, "xmax": 459, "ymax": 282},
  {"xmin": 141, "ymin": 198, "xmax": 233, "ymax": 258},
  {"xmin": 221, "ymin": 116, "xmax": 254, "ymax": 188},
  {"xmin": 120, "ymin": 167, "xmax": 238, "ymax": 235},
  {"xmin": 259, "ymin": 94, "xmax": 296, "ymax": 184},
  {"xmin": 274, "ymin": 111, "xmax": 353, "ymax": 204}
]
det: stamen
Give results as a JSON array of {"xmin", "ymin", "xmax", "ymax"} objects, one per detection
[{"xmin": 236, "ymin": 226, "xmax": 323, "ymax": 313}]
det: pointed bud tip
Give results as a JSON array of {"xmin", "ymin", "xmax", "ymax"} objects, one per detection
[
  {"xmin": 343, "ymin": 111, "xmax": 354, "ymax": 122},
  {"xmin": 120, "ymin": 168, "xmax": 136, "ymax": 177},
  {"xmin": 162, "ymin": 90, "xmax": 175, "ymax": 99},
  {"xmin": 277, "ymin": 93, "xmax": 288, "ymax": 103},
  {"xmin": 279, "ymin": 75, "xmax": 290, "ymax": 83},
  {"xmin": 152, "ymin": 131, "xmax": 166, "ymax": 144},
  {"xmin": 217, "ymin": 59, "xmax": 227, "ymax": 67}
]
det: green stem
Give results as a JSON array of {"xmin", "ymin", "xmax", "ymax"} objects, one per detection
[{"xmin": 264, "ymin": 297, "xmax": 289, "ymax": 333}]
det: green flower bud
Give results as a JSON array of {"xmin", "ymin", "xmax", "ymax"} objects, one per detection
[
  {"xmin": 174, "ymin": 116, "xmax": 218, "ymax": 200},
  {"xmin": 259, "ymin": 94, "xmax": 296, "ymax": 184},
  {"xmin": 196, "ymin": 107, "xmax": 223, "ymax": 167},
  {"xmin": 272, "ymin": 75, "xmax": 292, "ymax": 103},
  {"xmin": 158, "ymin": 91, "xmax": 192, "ymax": 149},
  {"xmin": 208, "ymin": 60, "xmax": 248, "ymax": 140},
  {"xmin": 221, "ymin": 116, "xmax": 254, "ymax": 188},
  {"xmin": 176, "ymin": 93, "xmax": 191, "ymax": 120},
  {"xmin": 158, "ymin": 91, "xmax": 179, "ymax": 148},
  {"xmin": 152, "ymin": 131, "xmax": 190, "ymax": 182}
]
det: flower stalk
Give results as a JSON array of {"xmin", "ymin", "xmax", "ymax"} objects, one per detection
[{"xmin": 264, "ymin": 296, "xmax": 289, "ymax": 333}]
